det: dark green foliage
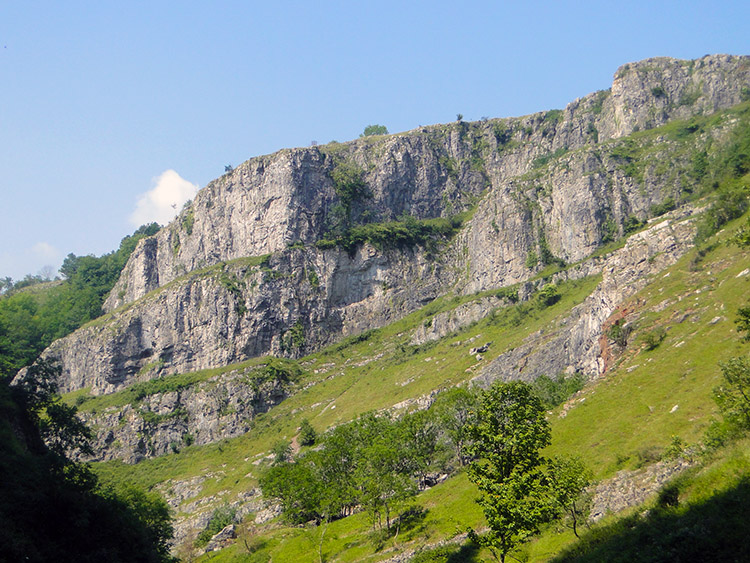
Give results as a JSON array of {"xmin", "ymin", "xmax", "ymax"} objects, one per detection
[
  {"xmin": 695, "ymin": 185, "xmax": 749, "ymax": 243},
  {"xmin": 0, "ymin": 224, "xmax": 160, "ymax": 380},
  {"xmin": 651, "ymin": 86, "xmax": 666, "ymax": 98},
  {"xmin": 195, "ymin": 504, "xmax": 237, "ymax": 547},
  {"xmin": 317, "ymin": 213, "xmax": 467, "ymax": 254},
  {"xmin": 331, "ymin": 162, "xmax": 372, "ymax": 207},
  {"xmin": 675, "ymin": 119, "xmax": 701, "ymax": 139},
  {"xmin": 736, "ymin": 305, "xmax": 750, "ymax": 341},
  {"xmin": 360, "ymin": 124, "xmax": 388, "ymax": 137},
  {"xmin": 607, "ymin": 319, "xmax": 631, "ymax": 348},
  {"xmin": 544, "ymin": 109, "xmax": 564, "ymax": 126},
  {"xmin": 731, "ymin": 216, "xmax": 750, "ymax": 247},
  {"xmin": 495, "ymin": 285, "xmax": 519, "ymax": 303},
  {"xmin": 656, "ymin": 483, "xmax": 680, "ymax": 509},
  {"xmin": 281, "ymin": 320, "xmax": 305, "ymax": 353},
  {"xmin": 586, "ymin": 122, "xmax": 599, "ymax": 143},
  {"xmin": 623, "ymin": 215, "xmax": 645, "ymax": 234},
  {"xmin": 678, "ymin": 86, "xmax": 702, "ymax": 107},
  {"xmin": 526, "ymin": 249, "xmax": 539, "ymax": 269},
  {"xmin": 538, "ymin": 229, "xmax": 565, "ymax": 267},
  {"xmin": 610, "ymin": 138, "xmax": 642, "ymax": 180},
  {"xmin": 271, "ymin": 440, "xmax": 292, "ymax": 465},
  {"xmin": 650, "ymin": 198, "xmax": 676, "ymax": 217},
  {"xmin": 530, "ymin": 373, "xmax": 586, "ymax": 409},
  {"xmin": 182, "ymin": 207, "xmax": 195, "ymax": 235},
  {"xmin": 307, "ymin": 268, "xmax": 320, "ymax": 287},
  {"xmin": 330, "ymin": 161, "xmax": 371, "ymax": 231},
  {"xmin": 260, "ymin": 458, "xmax": 323, "ymax": 523},
  {"xmin": 126, "ymin": 373, "xmax": 204, "ymax": 403},
  {"xmin": 641, "ymin": 327, "xmax": 667, "ymax": 351},
  {"xmin": 713, "ymin": 356, "xmax": 750, "ymax": 429},
  {"xmin": 548, "ymin": 456, "xmax": 592, "ymax": 538},
  {"xmin": 532, "ymin": 147, "xmax": 569, "ymax": 169},
  {"xmin": 298, "ymin": 418, "xmax": 317, "ymax": 447},
  {"xmin": 662, "ymin": 435, "xmax": 688, "ymax": 461},
  {"xmin": 691, "ymin": 150, "xmax": 709, "ymax": 180},
  {"xmin": 431, "ymin": 387, "xmax": 478, "ymax": 466},
  {"xmin": 589, "ymin": 90, "xmax": 609, "ymax": 115},
  {"xmin": 537, "ymin": 284, "xmax": 561, "ymax": 307},
  {"xmin": 0, "ymin": 361, "xmax": 174, "ymax": 562},
  {"xmin": 720, "ymin": 112, "xmax": 750, "ymax": 179},
  {"xmin": 411, "ymin": 543, "xmax": 481, "ymax": 563},
  {"xmin": 218, "ymin": 270, "xmax": 247, "ymax": 315},
  {"xmin": 261, "ymin": 410, "xmax": 449, "ymax": 533},
  {"xmin": 466, "ymin": 381, "xmax": 556, "ymax": 563},
  {"xmin": 601, "ymin": 217, "xmax": 618, "ymax": 244},
  {"xmin": 492, "ymin": 122, "xmax": 513, "ymax": 149}
]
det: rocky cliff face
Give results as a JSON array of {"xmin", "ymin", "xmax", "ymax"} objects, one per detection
[
  {"xmin": 78, "ymin": 361, "xmax": 294, "ymax": 464},
  {"xmin": 472, "ymin": 206, "xmax": 698, "ymax": 387},
  {"xmin": 104, "ymin": 55, "xmax": 750, "ymax": 309},
  {"xmin": 42, "ymin": 54, "xmax": 750, "ymax": 437}
]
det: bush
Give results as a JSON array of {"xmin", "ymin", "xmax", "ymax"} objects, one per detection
[
  {"xmin": 194, "ymin": 504, "xmax": 237, "ymax": 547},
  {"xmin": 360, "ymin": 124, "xmax": 388, "ymax": 137},
  {"xmin": 651, "ymin": 197, "xmax": 676, "ymax": 217},
  {"xmin": 530, "ymin": 373, "xmax": 586, "ymax": 409},
  {"xmin": 642, "ymin": 327, "xmax": 667, "ymax": 351},
  {"xmin": 607, "ymin": 319, "xmax": 631, "ymax": 348},
  {"xmin": 623, "ymin": 215, "xmax": 645, "ymax": 234},
  {"xmin": 298, "ymin": 419, "xmax": 316, "ymax": 447},
  {"xmin": 694, "ymin": 186, "xmax": 749, "ymax": 243},
  {"xmin": 537, "ymin": 284, "xmax": 561, "ymax": 307}
]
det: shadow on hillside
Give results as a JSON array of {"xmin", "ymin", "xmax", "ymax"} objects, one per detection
[
  {"xmin": 410, "ymin": 542, "xmax": 481, "ymax": 563},
  {"xmin": 552, "ymin": 476, "xmax": 750, "ymax": 562}
]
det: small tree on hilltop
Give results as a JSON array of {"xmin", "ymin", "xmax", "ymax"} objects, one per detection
[{"xmin": 360, "ymin": 124, "xmax": 388, "ymax": 137}]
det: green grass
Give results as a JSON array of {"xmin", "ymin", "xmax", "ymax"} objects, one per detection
[
  {"xmin": 548, "ymin": 438, "xmax": 750, "ymax": 562},
  {"xmin": 71, "ymin": 356, "xmax": 298, "ymax": 414},
  {"xmin": 83, "ymin": 187, "xmax": 750, "ymax": 562},
  {"xmin": 183, "ymin": 211, "xmax": 749, "ymax": 562},
  {"xmin": 546, "ymin": 224, "xmax": 750, "ymax": 478},
  {"xmin": 89, "ymin": 274, "xmax": 600, "ymax": 509}
]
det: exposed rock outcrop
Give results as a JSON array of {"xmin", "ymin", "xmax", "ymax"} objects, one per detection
[
  {"xmin": 104, "ymin": 55, "xmax": 750, "ymax": 309},
  {"xmin": 472, "ymin": 207, "xmax": 698, "ymax": 386},
  {"xmin": 44, "ymin": 56, "xmax": 750, "ymax": 400},
  {"xmin": 78, "ymin": 363, "xmax": 293, "ymax": 463}
]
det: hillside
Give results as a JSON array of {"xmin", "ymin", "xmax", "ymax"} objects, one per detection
[{"xmin": 17, "ymin": 53, "xmax": 750, "ymax": 560}]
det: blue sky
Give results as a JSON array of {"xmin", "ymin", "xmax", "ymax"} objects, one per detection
[{"xmin": 1, "ymin": 0, "xmax": 748, "ymax": 280}]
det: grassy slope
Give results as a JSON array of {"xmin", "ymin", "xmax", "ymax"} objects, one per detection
[
  {"xmin": 91, "ymin": 274, "xmax": 601, "ymax": 500},
  {"xmin": 184, "ymin": 212, "xmax": 748, "ymax": 563},
  {"xmin": 73, "ymin": 104, "xmax": 750, "ymax": 561}
]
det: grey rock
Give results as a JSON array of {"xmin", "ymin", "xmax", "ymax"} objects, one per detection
[
  {"xmin": 590, "ymin": 458, "xmax": 693, "ymax": 521},
  {"xmin": 24, "ymin": 55, "xmax": 749, "ymax": 466},
  {"xmin": 204, "ymin": 524, "xmax": 236, "ymax": 553},
  {"xmin": 473, "ymin": 209, "xmax": 698, "ymax": 386}
]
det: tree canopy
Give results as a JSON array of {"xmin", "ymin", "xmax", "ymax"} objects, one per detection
[
  {"xmin": 360, "ymin": 124, "xmax": 388, "ymax": 137},
  {"xmin": 0, "ymin": 358, "xmax": 174, "ymax": 562},
  {"xmin": 0, "ymin": 223, "xmax": 159, "ymax": 380},
  {"xmin": 466, "ymin": 381, "xmax": 589, "ymax": 562}
]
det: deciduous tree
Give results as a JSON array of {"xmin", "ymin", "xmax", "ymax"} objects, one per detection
[{"xmin": 466, "ymin": 381, "xmax": 556, "ymax": 563}]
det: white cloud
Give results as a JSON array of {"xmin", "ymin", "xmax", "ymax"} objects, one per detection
[
  {"xmin": 32, "ymin": 241, "xmax": 60, "ymax": 261},
  {"xmin": 129, "ymin": 169, "xmax": 199, "ymax": 227}
]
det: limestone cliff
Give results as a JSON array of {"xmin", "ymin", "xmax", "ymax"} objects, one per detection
[{"xmin": 43, "ymin": 54, "xmax": 749, "ymax": 409}]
